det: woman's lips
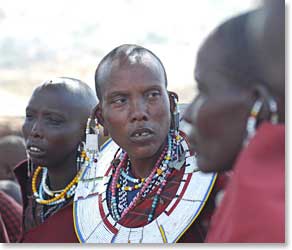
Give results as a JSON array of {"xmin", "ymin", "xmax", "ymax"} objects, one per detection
[
  {"xmin": 129, "ymin": 127, "xmax": 155, "ymax": 143},
  {"xmin": 26, "ymin": 145, "xmax": 46, "ymax": 158}
]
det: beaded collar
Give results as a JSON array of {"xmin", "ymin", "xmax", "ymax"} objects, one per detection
[{"xmin": 73, "ymin": 132, "xmax": 217, "ymax": 243}]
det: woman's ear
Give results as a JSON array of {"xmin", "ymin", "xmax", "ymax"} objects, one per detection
[
  {"xmin": 168, "ymin": 91, "xmax": 179, "ymax": 130},
  {"xmin": 94, "ymin": 104, "xmax": 109, "ymax": 137},
  {"xmin": 94, "ymin": 104, "xmax": 104, "ymax": 126},
  {"xmin": 252, "ymin": 84, "xmax": 275, "ymax": 122},
  {"xmin": 168, "ymin": 91, "xmax": 179, "ymax": 113}
]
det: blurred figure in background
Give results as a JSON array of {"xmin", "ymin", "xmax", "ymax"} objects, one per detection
[
  {"xmin": 247, "ymin": 0, "xmax": 285, "ymax": 115},
  {"xmin": 0, "ymin": 214, "xmax": 9, "ymax": 243},
  {"xmin": 0, "ymin": 117, "xmax": 23, "ymax": 139},
  {"xmin": 0, "ymin": 135, "xmax": 26, "ymax": 204},
  {"xmin": 183, "ymin": 2, "xmax": 285, "ymax": 243},
  {"xmin": 0, "ymin": 180, "xmax": 22, "ymax": 205},
  {"xmin": 0, "ymin": 135, "xmax": 26, "ymax": 181},
  {"xmin": 0, "ymin": 190, "xmax": 22, "ymax": 243}
]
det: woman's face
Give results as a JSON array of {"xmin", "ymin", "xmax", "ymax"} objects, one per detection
[
  {"xmin": 184, "ymin": 46, "xmax": 254, "ymax": 173},
  {"xmin": 98, "ymin": 62, "xmax": 171, "ymax": 162},
  {"xmin": 22, "ymin": 86, "xmax": 86, "ymax": 168}
]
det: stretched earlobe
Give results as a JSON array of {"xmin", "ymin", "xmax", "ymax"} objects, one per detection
[
  {"xmin": 94, "ymin": 104, "xmax": 109, "ymax": 137},
  {"xmin": 103, "ymin": 127, "xmax": 109, "ymax": 137},
  {"xmin": 168, "ymin": 91, "xmax": 179, "ymax": 113},
  {"xmin": 168, "ymin": 91, "xmax": 180, "ymax": 132},
  {"xmin": 94, "ymin": 104, "xmax": 104, "ymax": 126}
]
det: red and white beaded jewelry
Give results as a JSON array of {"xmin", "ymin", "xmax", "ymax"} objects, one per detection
[{"xmin": 109, "ymin": 132, "xmax": 175, "ymax": 221}]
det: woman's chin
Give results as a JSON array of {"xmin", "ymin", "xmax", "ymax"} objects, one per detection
[
  {"xmin": 31, "ymin": 158, "xmax": 47, "ymax": 167},
  {"xmin": 196, "ymin": 157, "xmax": 217, "ymax": 173}
]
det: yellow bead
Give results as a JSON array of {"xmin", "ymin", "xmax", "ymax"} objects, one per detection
[{"xmin": 157, "ymin": 169, "xmax": 163, "ymax": 175}]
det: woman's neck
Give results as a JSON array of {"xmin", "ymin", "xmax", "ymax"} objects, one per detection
[
  {"xmin": 128, "ymin": 142, "xmax": 167, "ymax": 179},
  {"xmin": 45, "ymin": 156, "xmax": 77, "ymax": 191}
]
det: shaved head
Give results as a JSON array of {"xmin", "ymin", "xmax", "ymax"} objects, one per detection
[
  {"xmin": 95, "ymin": 44, "xmax": 167, "ymax": 101},
  {"xmin": 35, "ymin": 77, "xmax": 98, "ymax": 112}
]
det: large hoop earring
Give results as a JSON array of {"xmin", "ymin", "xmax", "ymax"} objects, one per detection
[{"xmin": 243, "ymin": 99, "xmax": 263, "ymax": 147}]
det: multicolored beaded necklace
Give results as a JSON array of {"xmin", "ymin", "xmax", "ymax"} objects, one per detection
[
  {"xmin": 109, "ymin": 130, "xmax": 181, "ymax": 222},
  {"xmin": 31, "ymin": 146, "xmax": 90, "ymax": 206},
  {"xmin": 31, "ymin": 165, "xmax": 83, "ymax": 205}
]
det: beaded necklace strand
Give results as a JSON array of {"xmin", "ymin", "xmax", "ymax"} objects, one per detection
[
  {"xmin": 31, "ymin": 146, "xmax": 89, "ymax": 206},
  {"xmin": 109, "ymin": 131, "xmax": 180, "ymax": 222},
  {"xmin": 31, "ymin": 165, "xmax": 82, "ymax": 205}
]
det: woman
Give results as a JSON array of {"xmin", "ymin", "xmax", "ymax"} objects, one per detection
[
  {"xmin": 14, "ymin": 77, "xmax": 97, "ymax": 242},
  {"xmin": 183, "ymin": 8, "xmax": 284, "ymax": 243},
  {"xmin": 74, "ymin": 44, "xmax": 225, "ymax": 243}
]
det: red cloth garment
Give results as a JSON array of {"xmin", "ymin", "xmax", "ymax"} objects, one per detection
[
  {"xmin": 206, "ymin": 123, "xmax": 285, "ymax": 243},
  {"xmin": 14, "ymin": 161, "xmax": 79, "ymax": 243},
  {"xmin": 20, "ymin": 204, "xmax": 78, "ymax": 243},
  {"xmin": 0, "ymin": 214, "xmax": 10, "ymax": 243},
  {"xmin": 0, "ymin": 191, "xmax": 22, "ymax": 242}
]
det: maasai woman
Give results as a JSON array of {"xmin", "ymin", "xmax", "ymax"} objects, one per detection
[
  {"xmin": 15, "ymin": 77, "xmax": 97, "ymax": 242},
  {"xmin": 74, "ymin": 45, "xmax": 225, "ymax": 243},
  {"xmin": 183, "ymin": 4, "xmax": 285, "ymax": 243}
]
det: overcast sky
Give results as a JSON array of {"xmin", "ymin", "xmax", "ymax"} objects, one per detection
[{"xmin": 0, "ymin": 0, "xmax": 259, "ymax": 116}]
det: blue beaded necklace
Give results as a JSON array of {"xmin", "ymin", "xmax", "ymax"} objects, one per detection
[{"xmin": 110, "ymin": 130, "xmax": 182, "ymax": 222}]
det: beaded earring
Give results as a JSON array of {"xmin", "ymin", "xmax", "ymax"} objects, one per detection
[
  {"xmin": 243, "ymin": 99, "xmax": 263, "ymax": 146},
  {"xmin": 80, "ymin": 116, "xmax": 101, "ymax": 190},
  {"xmin": 85, "ymin": 116, "xmax": 100, "ymax": 162},
  {"xmin": 168, "ymin": 92, "xmax": 185, "ymax": 170},
  {"xmin": 76, "ymin": 142, "xmax": 86, "ymax": 172},
  {"xmin": 268, "ymin": 98, "xmax": 279, "ymax": 125}
]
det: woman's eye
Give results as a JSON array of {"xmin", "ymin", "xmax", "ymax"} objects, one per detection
[
  {"xmin": 147, "ymin": 91, "xmax": 161, "ymax": 99},
  {"xmin": 25, "ymin": 113, "xmax": 34, "ymax": 121},
  {"xmin": 112, "ymin": 97, "xmax": 127, "ymax": 105},
  {"xmin": 46, "ymin": 117, "xmax": 63, "ymax": 125}
]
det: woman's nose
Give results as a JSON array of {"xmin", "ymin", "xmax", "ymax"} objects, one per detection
[
  {"xmin": 183, "ymin": 96, "xmax": 205, "ymax": 125},
  {"xmin": 130, "ymin": 99, "xmax": 148, "ymax": 122},
  {"xmin": 30, "ymin": 120, "xmax": 44, "ymax": 138}
]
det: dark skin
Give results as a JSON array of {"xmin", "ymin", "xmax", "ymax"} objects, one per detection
[
  {"xmin": 22, "ymin": 79, "xmax": 97, "ymax": 190},
  {"xmin": 183, "ymin": 28, "xmax": 279, "ymax": 173},
  {"xmin": 96, "ymin": 57, "xmax": 175, "ymax": 178},
  {"xmin": 247, "ymin": 3, "xmax": 285, "ymax": 123}
]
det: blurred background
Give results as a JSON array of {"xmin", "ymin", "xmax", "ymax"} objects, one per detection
[{"xmin": 0, "ymin": 0, "xmax": 260, "ymax": 136}]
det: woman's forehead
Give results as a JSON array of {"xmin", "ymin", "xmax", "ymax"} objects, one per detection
[
  {"xmin": 28, "ymin": 86, "xmax": 83, "ymax": 112},
  {"xmin": 101, "ymin": 63, "xmax": 166, "ymax": 92}
]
